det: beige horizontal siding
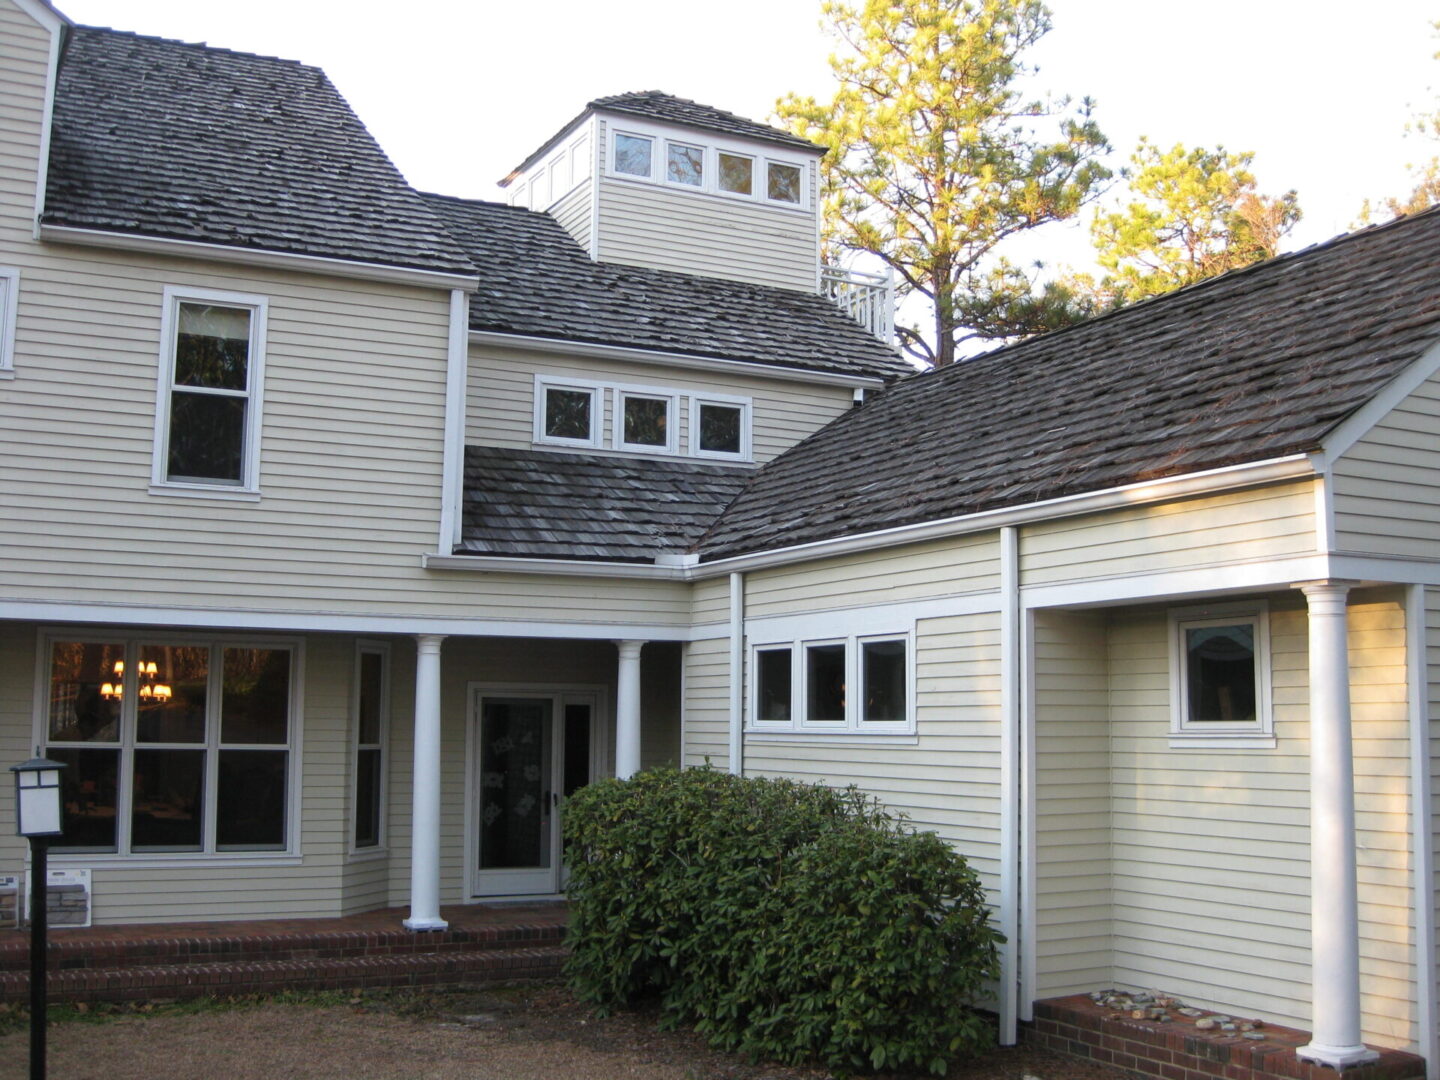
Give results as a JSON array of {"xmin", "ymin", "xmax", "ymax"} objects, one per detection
[
  {"xmin": 0, "ymin": 0, "xmax": 48, "ymax": 238},
  {"xmin": 466, "ymin": 344, "xmax": 854, "ymax": 465},
  {"xmin": 744, "ymin": 534, "xmax": 1000, "ymax": 619},
  {"xmin": 1020, "ymin": 481, "xmax": 1317, "ymax": 585},
  {"xmin": 681, "ymin": 637, "xmax": 731, "ymax": 772},
  {"xmin": 549, "ymin": 180, "xmax": 593, "ymax": 253},
  {"xmin": 1333, "ymin": 370, "xmax": 1440, "ymax": 557}
]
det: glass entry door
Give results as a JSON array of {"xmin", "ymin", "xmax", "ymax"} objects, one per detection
[{"xmin": 472, "ymin": 691, "xmax": 595, "ymax": 897}]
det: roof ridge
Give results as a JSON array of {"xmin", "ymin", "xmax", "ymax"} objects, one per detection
[{"xmin": 72, "ymin": 23, "xmax": 312, "ymax": 69}]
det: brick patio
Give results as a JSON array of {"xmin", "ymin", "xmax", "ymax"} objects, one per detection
[
  {"xmin": 0, "ymin": 902, "xmax": 568, "ymax": 1003},
  {"xmin": 1025, "ymin": 994, "xmax": 1425, "ymax": 1080}
]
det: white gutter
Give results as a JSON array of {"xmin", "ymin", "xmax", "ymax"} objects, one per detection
[
  {"xmin": 423, "ymin": 552, "xmax": 690, "ymax": 580},
  {"xmin": 1406, "ymin": 585, "xmax": 1437, "ymax": 1078},
  {"xmin": 997, "ymin": 526, "xmax": 1020, "ymax": 1044},
  {"xmin": 468, "ymin": 330, "xmax": 889, "ymax": 389},
  {"xmin": 436, "ymin": 290, "xmax": 469, "ymax": 552},
  {"xmin": 39, "ymin": 225, "xmax": 481, "ymax": 291},
  {"xmin": 691, "ymin": 455, "xmax": 1316, "ymax": 579},
  {"xmin": 729, "ymin": 572, "xmax": 745, "ymax": 776}
]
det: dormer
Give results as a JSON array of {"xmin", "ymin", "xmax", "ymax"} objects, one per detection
[{"xmin": 501, "ymin": 92, "xmax": 824, "ymax": 295}]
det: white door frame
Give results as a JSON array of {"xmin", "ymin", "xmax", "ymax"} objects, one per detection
[{"xmin": 464, "ymin": 681, "xmax": 608, "ymax": 900}]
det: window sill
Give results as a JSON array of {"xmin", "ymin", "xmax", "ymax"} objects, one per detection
[
  {"xmin": 0, "ymin": 368, "xmax": 14, "ymax": 381},
  {"xmin": 1168, "ymin": 732, "xmax": 1276, "ymax": 750},
  {"xmin": 746, "ymin": 731, "xmax": 919, "ymax": 747},
  {"xmin": 45, "ymin": 853, "xmax": 302, "ymax": 870},
  {"xmin": 347, "ymin": 847, "xmax": 388, "ymax": 864},
  {"xmin": 149, "ymin": 483, "xmax": 261, "ymax": 503}
]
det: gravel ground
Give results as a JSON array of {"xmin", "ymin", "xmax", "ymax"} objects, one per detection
[{"xmin": 0, "ymin": 984, "xmax": 1131, "ymax": 1080}]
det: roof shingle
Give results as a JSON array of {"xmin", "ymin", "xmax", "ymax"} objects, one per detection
[
  {"xmin": 44, "ymin": 27, "xmax": 475, "ymax": 276},
  {"xmin": 588, "ymin": 91, "xmax": 821, "ymax": 153}
]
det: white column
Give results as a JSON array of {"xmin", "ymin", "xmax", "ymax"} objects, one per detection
[
  {"xmin": 1295, "ymin": 583, "xmax": 1377, "ymax": 1068},
  {"xmin": 404, "ymin": 634, "xmax": 448, "ymax": 932},
  {"xmin": 615, "ymin": 640, "xmax": 644, "ymax": 780}
]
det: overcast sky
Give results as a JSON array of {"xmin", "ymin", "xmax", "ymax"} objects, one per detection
[{"xmin": 54, "ymin": 0, "xmax": 1440, "ymax": 273}]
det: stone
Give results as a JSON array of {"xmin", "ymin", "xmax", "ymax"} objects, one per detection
[
  {"xmin": 1132, "ymin": 992, "xmax": 1154, "ymax": 1004},
  {"xmin": 1221, "ymin": 1023, "xmax": 1237, "ymax": 1032},
  {"xmin": 1178, "ymin": 1007, "xmax": 1204, "ymax": 1017},
  {"xmin": 1131, "ymin": 1009, "xmax": 1147, "ymax": 1020},
  {"xmin": 1211, "ymin": 1015, "xmax": 1232, "ymax": 1023},
  {"xmin": 1243, "ymin": 1032, "xmax": 1267, "ymax": 1041},
  {"xmin": 1195, "ymin": 1018, "xmax": 1217, "ymax": 1031}
]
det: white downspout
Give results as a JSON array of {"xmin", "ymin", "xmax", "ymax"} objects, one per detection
[
  {"xmin": 728, "ymin": 571, "xmax": 744, "ymax": 776},
  {"xmin": 1407, "ymin": 585, "xmax": 1437, "ymax": 1078},
  {"xmin": 998, "ymin": 526, "xmax": 1020, "ymax": 1043}
]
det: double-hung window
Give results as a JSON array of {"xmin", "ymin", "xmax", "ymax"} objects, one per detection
[
  {"xmin": 0, "ymin": 266, "xmax": 18, "ymax": 377},
  {"xmin": 43, "ymin": 634, "xmax": 298, "ymax": 856},
  {"xmin": 153, "ymin": 287, "xmax": 267, "ymax": 493},
  {"xmin": 1168, "ymin": 601, "xmax": 1273, "ymax": 747},
  {"xmin": 751, "ymin": 630, "xmax": 913, "ymax": 734},
  {"xmin": 352, "ymin": 643, "xmax": 389, "ymax": 852}
]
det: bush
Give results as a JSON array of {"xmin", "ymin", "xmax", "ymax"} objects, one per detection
[{"xmin": 563, "ymin": 767, "xmax": 999, "ymax": 1075}]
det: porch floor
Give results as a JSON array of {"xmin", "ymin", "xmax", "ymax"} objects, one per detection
[
  {"xmin": 0, "ymin": 902, "xmax": 569, "ymax": 1003},
  {"xmin": 1027, "ymin": 994, "xmax": 1425, "ymax": 1080}
]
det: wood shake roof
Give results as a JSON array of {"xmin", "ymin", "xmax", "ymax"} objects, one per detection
[{"xmin": 696, "ymin": 207, "xmax": 1440, "ymax": 560}]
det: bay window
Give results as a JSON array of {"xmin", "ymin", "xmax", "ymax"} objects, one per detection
[{"xmin": 44, "ymin": 635, "xmax": 298, "ymax": 856}]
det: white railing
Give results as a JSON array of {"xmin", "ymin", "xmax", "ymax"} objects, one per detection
[{"xmin": 820, "ymin": 265, "xmax": 895, "ymax": 344}]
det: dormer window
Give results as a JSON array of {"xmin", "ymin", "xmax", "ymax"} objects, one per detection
[
  {"xmin": 617, "ymin": 391, "xmax": 676, "ymax": 453},
  {"xmin": 533, "ymin": 376, "xmax": 751, "ymax": 461},
  {"xmin": 767, "ymin": 162, "xmax": 802, "ymax": 204},
  {"xmin": 535, "ymin": 378, "xmax": 602, "ymax": 449},
  {"xmin": 667, "ymin": 142, "xmax": 704, "ymax": 186},
  {"xmin": 614, "ymin": 133, "xmax": 654, "ymax": 178},
  {"xmin": 718, "ymin": 153, "xmax": 753, "ymax": 196}
]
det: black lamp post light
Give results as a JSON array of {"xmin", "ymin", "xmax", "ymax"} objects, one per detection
[{"xmin": 12, "ymin": 756, "xmax": 65, "ymax": 1080}]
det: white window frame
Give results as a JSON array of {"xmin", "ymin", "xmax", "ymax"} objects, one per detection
[
  {"xmin": 1168, "ymin": 600, "xmax": 1274, "ymax": 748},
  {"xmin": 688, "ymin": 392, "xmax": 752, "ymax": 461},
  {"xmin": 604, "ymin": 120, "xmax": 812, "ymax": 211},
  {"xmin": 350, "ymin": 640, "xmax": 390, "ymax": 857},
  {"xmin": 763, "ymin": 159, "xmax": 805, "ymax": 207},
  {"xmin": 748, "ymin": 628, "xmax": 915, "ymax": 735},
  {"xmin": 716, "ymin": 150, "xmax": 756, "ymax": 200},
  {"xmin": 151, "ymin": 286, "xmax": 268, "ymax": 498},
  {"xmin": 664, "ymin": 139, "xmax": 706, "ymax": 189},
  {"xmin": 613, "ymin": 386, "xmax": 679, "ymax": 455},
  {"xmin": 0, "ymin": 266, "xmax": 19, "ymax": 377},
  {"xmin": 36, "ymin": 629, "xmax": 303, "ymax": 863},
  {"xmin": 612, "ymin": 130, "xmax": 656, "ymax": 179},
  {"xmin": 534, "ymin": 376, "xmax": 605, "ymax": 449}
]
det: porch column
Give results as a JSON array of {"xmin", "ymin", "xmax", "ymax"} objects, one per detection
[
  {"xmin": 404, "ymin": 634, "xmax": 448, "ymax": 932},
  {"xmin": 1295, "ymin": 583, "xmax": 1377, "ymax": 1068},
  {"xmin": 615, "ymin": 640, "xmax": 644, "ymax": 780}
]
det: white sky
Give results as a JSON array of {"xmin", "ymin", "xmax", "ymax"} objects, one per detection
[{"xmin": 52, "ymin": 0, "xmax": 1440, "ymax": 275}]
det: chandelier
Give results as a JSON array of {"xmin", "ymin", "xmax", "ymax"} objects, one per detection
[{"xmin": 99, "ymin": 659, "xmax": 172, "ymax": 703}]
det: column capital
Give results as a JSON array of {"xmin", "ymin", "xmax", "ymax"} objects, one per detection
[
  {"xmin": 414, "ymin": 634, "xmax": 447, "ymax": 654},
  {"xmin": 1295, "ymin": 580, "xmax": 1356, "ymax": 600},
  {"xmin": 615, "ymin": 639, "xmax": 645, "ymax": 659}
]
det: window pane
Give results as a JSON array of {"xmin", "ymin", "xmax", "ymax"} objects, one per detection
[
  {"xmin": 563, "ymin": 703, "xmax": 592, "ymax": 798},
  {"xmin": 767, "ymin": 162, "xmax": 802, "ymax": 204},
  {"xmin": 131, "ymin": 749, "xmax": 204, "ymax": 851},
  {"xmin": 47, "ymin": 747, "xmax": 118, "ymax": 851},
  {"xmin": 136, "ymin": 645, "xmax": 208, "ymax": 743},
  {"xmin": 1186, "ymin": 624, "xmax": 1256, "ymax": 723},
  {"xmin": 698, "ymin": 403, "xmax": 742, "ymax": 453},
  {"xmin": 48, "ymin": 641, "xmax": 123, "ymax": 742},
  {"xmin": 623, "ymin": 397, "xmax": 668, "ymax": 446},
  {"xmin": 862, "ymin": 640, "xmax": 906, "ymax": 723},
  {"xmin": 667, "ymin": 143, "xmax": 703, "ymax": 186},
  {"xmin": 167, "ymin": 390, "xmax": 245, "ymax": 483},
  {"xmin": 175, "ymin": 303, "xmax": 249, "ymax": 390},
  {"xmin": 222, "ymin": 647, "xmax": 291, "ymax": 744},
  {"xmin": 357, "ymin": 651, "xmax": 383, "ymax": 745},
  {"xmin": 544, "ymin": 388, "xmax": 592, "ymax": 440},
  {"xmin": 614, "ymin": 134, "xmax": 652, "ymax": 177},
  {"xmin": 756, "ymin": 648, "xmax": 792, "ymax": 722},
  {"xmin": 216, "ymin": 750, "xmax": 287, "ymax": 849},
  {"xmin": 806, "ymin": 644, "xmax": 846, "ymax": 722},
  {"xmin": 354, "ymin": 746, "xmax": 381, "ymax": 849},
  {"xmin": 719, "ymin": 153, "xmax": 753, "ymax": 194}
]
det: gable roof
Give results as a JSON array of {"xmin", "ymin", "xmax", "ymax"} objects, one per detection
[
  {"xmin": 43, "ymin": 27, "xmax": 475, "ymax": 277},
  {"xmin": 696, "ymin": 207, "xmax": 1440, "ymax": 561},
  {"xmin": 459, "ymin": 446, "xmax": 750, "ymax": 562},
  {"xmin": 422, "ymin": 193, "xmax": 912, "ymax": 381},
  {"xmin": 503, "ymin": 90, "xmax": 821, "ymax": 183}
]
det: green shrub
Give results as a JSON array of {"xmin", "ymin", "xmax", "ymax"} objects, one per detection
[{"xmin": 563, "ymin": 767, "xmax": 999, "ymax": 1075}]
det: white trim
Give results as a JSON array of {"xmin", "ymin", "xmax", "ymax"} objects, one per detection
[
  {"xmin": 1314, "ymin": 469, "xmax": 1337, "ymax": 553},
  {"xmin": 613, "ymin": 386, "xmax": 680, "ymax": 455},
  {"xmin": 1167, "ymin": 600, "xmax": 1273, "ymax": 743},
  {"xmin": 146, "ymin": 484, "xmax": 261, "ymax": 503},
  {"xmin": 694, "ymin": 456, "xmax": 1317, "ymax": 578},
  {"xmin": 745, "ymin": 624, "xmax": 916, "ymax": 735},
  {"xmin": 689, "ymin": 392, "xmax": 753, "ymax": 461},
  {"xmin": 1, "ymin": 598, "xmax": 697, "ymax": 641},
  {"xmin": 997, "ymin": 526, "xmax": 1019, "ymax": 1044},
  {"xmin": 1018, "ymin": 606, "xmax": 1037, "ymax": 1024},
  {"xmin": 742, "ymin": 590, "xmax": 1001, "ymax": 640},
  {"xmin": 469, "ymin": 330, "xmax": 887, "ymax": 389},
  {"xmin": 589, "ymin": 117, "xmax": 603, "ymax": 261},
  {"xmin": 151, "ymin": 286, "xmax": 268, "ymax": 494},
  {"xmin": 745, "ymin": 733, "xmax": 919, "ymax": 748},
  {"xmin": 1330, "ymin": 555, "xmax": 1440, "ymax": 585},
  {"xmin": 349, "ymin": 640, "xmax": 390, "ymax": 857},
  {"xmin": 1020, "ymin": 554, "xmax": 1331, "ymax": 610},
  {"xmin": 16, "ymin": 0, "xmax": 65, "ymax": 239},
  {"xmin": 38, "ymin": 225, "xmax": 480, "ymax": 291},
  {"xmin": 424, "ymin": 552, "xmax": 689, "ymax": 579},
  {"xmin": 0, "ymin": 267, "xmax": 19, "ymax": 372},
  {"xmin": 1322, "ymin": 335, "xmax": 1440, "ymax": 463},
  {"xmin": 728, "ymin": 572, "xmax": 744, "ymax": 775},
  {"xmin": 1406, "ymin": 585, "xmax": 1438, "ymax": 1078},
  {"xmin": 533, "ymin": 376, "xmax": 604, "ymax": 449},
  {"xmin": 438, "ymin": 290, "xmax": 469, "ymax": 552}
]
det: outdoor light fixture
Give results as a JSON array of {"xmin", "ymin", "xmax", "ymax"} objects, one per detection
[{"xmin": 12, "ymin": 755, "xmax": 66, "ymax": 1080}]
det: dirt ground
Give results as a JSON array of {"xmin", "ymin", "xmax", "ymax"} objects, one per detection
[{"xmin": 0, "ymin": 984, "xmax": 1131, "ymax": 1080}]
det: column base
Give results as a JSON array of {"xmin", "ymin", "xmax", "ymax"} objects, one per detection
[
  {"xmin": 1295, "ymin": 1041, "xmax": 1380, "ymax": 1069},
  {"xmin": 402, "ymin": 916, "xmax": 450, "ymax": 932}
]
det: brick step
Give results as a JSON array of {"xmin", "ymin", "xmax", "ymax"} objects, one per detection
[
  {"xmin": 0, "ymin": 919, "xmax": 567, "ymax": 974},
  {"xmin": 0, "ymin": 943, "xmax": 570, "ymax": 1004}
]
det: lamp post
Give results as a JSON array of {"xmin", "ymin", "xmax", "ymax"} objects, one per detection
[{"xmin": 12, "ymin": 757, "xmax": 65, "ymax": 1080}]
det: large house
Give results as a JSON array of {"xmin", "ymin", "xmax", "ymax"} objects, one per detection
[{"xmin": 3, "ymin": 0, "xmax": 1440, "ymax": 1074}]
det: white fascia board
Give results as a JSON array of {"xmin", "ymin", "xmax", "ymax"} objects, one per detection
[
  {"xmin": 38, "ymin": 225, "xmax": 481, "ymax": 291},
  {"xmin": 423, "ymin": 552, "xmax": 690, "ymax": 580},
  {"xmin": 1318, "ymin": 335, "xmax": 1440, "ymax": 465},
  {"xmin": 1327, "ymin": 553, "xmax": 1440, "ymax": 586},
  {"xmin": 692, "ymin": 455, "xmax": 1318, "ymax": 579},
  {"xmin": 437, "ymin": 290, "xmax": 469, "ymax": 551},
  {"xmin": 468, "ymin": 330, "xmax": 887, "ymax": 389},
  {"xmin": 1020, "ymin": 555, "xmax": 1332, "ymax": 610},
  {"xmin": 3, "ymin": 598, "xmax": 694, "ymax": 641},
  {"xmin": 19, "ymin": 0, "xmax": 66, "ymax": 240}
]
